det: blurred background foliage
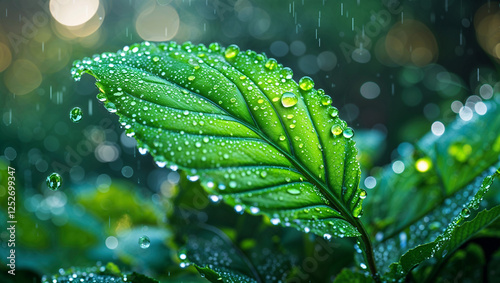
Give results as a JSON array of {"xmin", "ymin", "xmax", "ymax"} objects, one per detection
[{"xmin": 1, "ymin": 0, "xmax": 500, "ymax": 281}]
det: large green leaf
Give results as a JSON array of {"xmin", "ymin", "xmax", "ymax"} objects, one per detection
[
  {"xmin": 179, "ymin": 223, "xmax": 295, "ymax": 283},
  {"xmin": 71, "ymin": 41, "xmax": 366, "ymax": 240},
  {"xmin": 364, "ymin": 101, "xmax": 500, "ymax": 235}
]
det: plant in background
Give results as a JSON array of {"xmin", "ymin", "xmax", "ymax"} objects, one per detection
[{"xmin": 67, "ymin": 41, "xmax": 500, "ymax": 282}]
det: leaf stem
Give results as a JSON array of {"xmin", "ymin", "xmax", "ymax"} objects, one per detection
[{"xmin": 355, "ymin": 221, "xmax": 381, "ymax": 282}]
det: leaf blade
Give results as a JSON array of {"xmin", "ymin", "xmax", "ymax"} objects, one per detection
[{"xmin": 72, "ymin": 41, "xmax": 365, "ymax": 239}]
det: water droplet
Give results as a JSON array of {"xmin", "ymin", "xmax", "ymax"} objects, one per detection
[
  {"xmin": 250, "ymin": 206, "xmax": 260, "ymax": 214},
  {"xmin": 343, "ymin": 127, "xmax": 354, "ymax": 138},
  {"xmin": 139, "ymin": 236, "xmax": 150, "ymax": 249},
  {"xmin": 270, "ymin": 218, "xmax": 280, "ymax": 225},
  {"xmin": 209, "ymin": 42, "xmax": 221, "ymax": 52},
  {"xmin": 97, "ymin": 92, "xmax": 106, "ymax": 102},
  {"xmin": 320, "ymin": 95, "xmax": 332, "ymax": 106},
  {"xmin": 287, "ymin": 188, "xmax": 300, "ymax": 195},
  {"xmin": 104, "ymin": 102, "xmax": 117, "ymax": 113},
  {"xmin": 282, "ymin": 67, "xmax": 293, "ymax": 79},
  {"xmin": 299, "ymin": 76, "xmax": 314, "ymax": 91},
  {"xmin": 46, "ymin": 173, "xmax": 62, "ymax": 191},
  {"xmin": 234, "ymin": 205, "xmax": 244, "ymax": 214},
  {"xmin": 224, "ymin": 44, "xmax": 240, "ymax": 59},
  {"xmin": 279, "ymin": 135, "xmax": 286, "ymax": 141},
  {"xmin": 69, "ymin": 107, "xmax": 83, "ymax": 123},
  {"xmin": 331, "ymin": 125, "xmax": 343, "ymax": 136},
  {"xmin": 229, "ymin": 181, "xmax": 237, "ymax": 188},
  {"xmin": 260, "ymin": 171, "xmax": 267, "ymax": 178},
  {"xmin": 188, "ymin": 75, "xmax": 195, "ymax": 81},
  {"xmin": 461, "ymin": 208, "xmax": 471, "ymax": 218},
  {"xmin": 265, "ymin": 58, "xmax": 278, "ymax": 70},
  {"xmin": 209, "ymin": 195, "xmax": 221, "ymax": 203},
  {"xmin": 323, "ymin": 233, "xmax": 332, "ymax": 240},
  {"xmin": 359, "ymin": 189, "xmax": 367, "ymax": 199},
  {"xmin": 281, "ymin": 92, "xmax": 298, "ymax": 108},
  {"xmin": 152, "ymin": 56, "xmax": 160, "ymax": 62},
  {"xmin": 328, "ymin": 107, "xmax": 339, "ymax": 118},
  {"xmin": 138, "ymin": 147, "xmax": 148, "ymax": 155}
]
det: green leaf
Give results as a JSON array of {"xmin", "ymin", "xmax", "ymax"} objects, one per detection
[
  {"xmin": 364, "ymin": 101, "xmax": 500, "ymax": 235},
  {"xmin": 384, "ymin": 168, "xmax": 500, "ymax": 280},
  {"xmin": 333, "ymin": 268, "xmax": 373, "ymax": 283},
  {"xmin": 42, "ymin": 263, "xmax": 159, "ymax": 283},
  {"xmin": 179, "ymin": 224, "xmax": 294, "ymax": 283},
  {"xmin": 71, "ymin": 41, "xmax": 366, "ymax": 240}
]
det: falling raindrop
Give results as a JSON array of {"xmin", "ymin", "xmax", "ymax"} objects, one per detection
[
  {"xmin": 139, "ymin": 236, "xmax": 150, "ymax": 249},
  {"xmin": 46, "ymin": 173, "xmax": 62, "ymax": 191},
  {"xmin": 69, "ymin": 107, "xmax": 83, "ymax": 123}
]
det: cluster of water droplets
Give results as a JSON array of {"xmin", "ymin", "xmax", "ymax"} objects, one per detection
[{"xmin": 41, "ymin": 264, "xmax": 128, "ymax": 283}]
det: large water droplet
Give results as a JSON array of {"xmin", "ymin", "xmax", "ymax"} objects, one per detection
[
  {"xmin": 343, "ymin": 127, "xmax": 354, "ymax": 138},
  {"xmin": 331, "ymin": 125, "xmax": 343, "ymax": 136},
  {"xmin": 281, "ymin": 92, "xmax": 298, "ymax": 108},
  {"xmin": 46, "ymin": 173, "xmax": 62, "ymax": 191},
  {"xmin": 299, "ymin": 76, "xmax": 314, "ymax": 91},
  {"xmin": 224, "ymin": 44, "xmax": 239, "ymax": 59},
  {"xmin": 139, "ymin": 236, "xmax": 150, "ymax": 249},
  {"xmin": 359, "ymin": 189, "xmax": 367, "ymax": 199},
  {"xmin": 265, "ymin": 58, "xmax": 278, "ymax": 70},
  {"xmin": 461, "ymin": 207, "xmax": 471, "ymax": 218},
  {"xmin": 287, "ymin": 188, "xmax": 300, "ymax": 195},
  {"xmin": 320, "ymin": 95, "xmax": 332, "ymax": 106},
  {"xmin": 328, "ymin": 107, "xmax": 339, "ymax": 118},
  {"xmin": 69, "ymin": 107, "xmax": 83, "ymax": 123}
]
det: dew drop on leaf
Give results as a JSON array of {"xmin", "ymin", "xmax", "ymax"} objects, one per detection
[
  {"xmin": 69, "ymin": 107, "xmax": 83, "ymax": 123},
  {"xmin": 320, "ymin": 95, "xmax": 332, "ymax": 106},
  {"xmin": 287, "ymin": 188, "xmax": 301, "ymax": 195},
  {"xmin": 224, "ymin": 44, "xmax": 239, "ymax": 59},
  {"xmin": 281, "ymin": 92, "xmax": 298, "ymax": 108},
  {"xmin": 299, "ymin": 76, "xmax": 314, "ymax": 91},
  {"xmin": 265, "ymin": 58, "xmax": 278, "ymax": 70},
  {"xmin": 331, "ymin": 125, "xmax": 343, "ymax": 136},
  {"xmin": 139, "ymin": 236, "xmax": 150, "ymax": 249},
  {"xmin": 250, "ymin": 206, "xmax": 260, "ymax": 214},
  {"xmin": 461, "ymin": 207, "xmax": 471, "ymax": 218},
  {"xmin": 359, "ymin": 189, "xmax": 367, "ymax": 199},
  {"xmin": 46, "ymin": 173, "xmax": 62, "ymax": 191},
  {"xmin": 343, "ymin": 127, "xmax": 354, "ymax": 138},
  {"xmin": 328, "ymin": 107, "xmax": 339, "ymax": 118}
]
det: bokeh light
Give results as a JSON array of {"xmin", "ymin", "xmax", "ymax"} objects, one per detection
[
  {"xmin": 0, "ymin": 42, "xmax": 12, "ymax": 72},
  {"xmin": 4, "ymin": 59, "xmax": 42, "ymax": 95},
  {"xmin": 474, "ymin": 2, "xmax": 500, "ymax": 60},
  {"xmin": 136, "ymin": 3, "xmax": 179, "ymax": 41},
  {"xmin": 49, "ymin": 0, "xmax": 99, "ymax": 26},
  {"xmin": 385, "ymin": 20, "xmax": 438, "ymax": 67}
]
